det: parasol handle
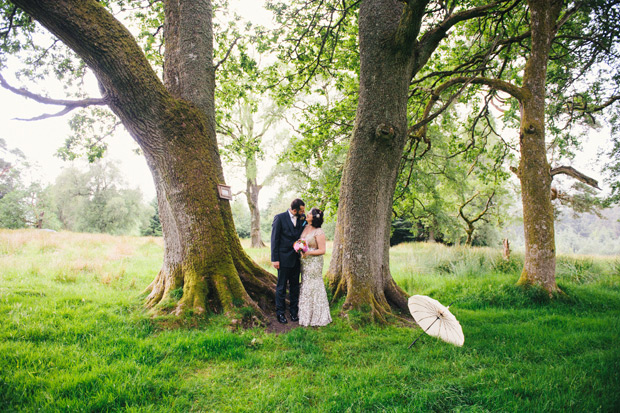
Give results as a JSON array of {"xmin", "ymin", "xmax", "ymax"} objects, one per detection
[{"xmin": 408, "ymin": 316, "xmax": 440, "ymax": 349}]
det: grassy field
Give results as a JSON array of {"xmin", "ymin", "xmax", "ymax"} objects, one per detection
[{"xmin": 1, "ymin": 229, "xmax": 619, "ymax": 412}]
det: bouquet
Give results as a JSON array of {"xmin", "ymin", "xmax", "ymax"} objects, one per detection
[{"xmin": 293, "ymin": 239, "xmax": 308, "ymax": 254}]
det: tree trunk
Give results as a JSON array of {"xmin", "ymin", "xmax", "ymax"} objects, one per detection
[
  {"xmin": 465, "ymin": 225, "xmax": 474, "ymax": 246},
  {"xmin": 502, "ymin": 239, "xmax": 511, "ymax": 261},
  {"xmin": 516, "ymin": 0, "xmax": 562, "ymax": 294},
  {"xmin": 427, "ymin": 227, "xmax": 436, "ymax": 243},
  {"xmin": 13, "ymin": 0, "xmax": 276, "ymax": 317},
  {"xmin": 246, "ymin": 155, "xmax": 265, "ymax": 248},
  {"xmin": 326, "ymin": 0, "xmax": 412, "ymax": 321}
]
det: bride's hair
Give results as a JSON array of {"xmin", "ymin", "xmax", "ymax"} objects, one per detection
[{"xmin": 310, "ymin": 208, "xmax": 324, "ymax": 228}]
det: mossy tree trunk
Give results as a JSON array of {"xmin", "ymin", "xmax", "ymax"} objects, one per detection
[
  {"xmin": 13, "ymin": 0, "xmax": 276, "ymax": 316},
  {"xmin": 326, "ymin": 0, "xmax": 414, "ymax": 321},
  {"xmin": 327, "ymin": 0, "xmax": 499, "ymax": 321},
  {"xmin": 515, "ymin": 0, "xmax": 563, "ymax": 294},
  {"xmin": 410, "ymin": 0, "xmax": 565, "ymax": 296}
]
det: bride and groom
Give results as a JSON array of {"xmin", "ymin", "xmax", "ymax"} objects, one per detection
[{"xmin": 270, "ymin": 198, "xmax": 332, "ymax": 326}]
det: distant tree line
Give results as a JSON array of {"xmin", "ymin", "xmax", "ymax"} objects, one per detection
[{"xmin": 0, "ymin": 140, "xmax": 160, "ymax": 236}]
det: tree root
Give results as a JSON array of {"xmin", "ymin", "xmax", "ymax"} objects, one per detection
[
  {"xmin": 335, "ymin": 280, "xmax": 412, "ymax": 326},
  {"xmin": 144, "ymin": 251, "xmax": 276, "ymax": 324}
]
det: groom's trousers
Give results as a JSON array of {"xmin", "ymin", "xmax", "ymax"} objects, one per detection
[{"xmin": 275, "ymin": 261, "xmax": 301, "ymax": 317}]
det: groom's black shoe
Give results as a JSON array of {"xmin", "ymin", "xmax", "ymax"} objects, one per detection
[
  {"xmin": 290, "ymin": 314, "xmax": 299, "ymax": 322},
  {"xmin": 277, "ymin": 314, "xmax": 288, "ymax": 324}
]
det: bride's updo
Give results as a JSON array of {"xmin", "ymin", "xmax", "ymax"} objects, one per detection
[{"xmin": 310, "ymin": 208, "xmax": 324, "ymax": 228}]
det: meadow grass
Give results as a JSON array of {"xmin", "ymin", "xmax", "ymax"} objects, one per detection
[{"xmin": 0, "ymin": 229, "xmax": 618, "ymax": 412}]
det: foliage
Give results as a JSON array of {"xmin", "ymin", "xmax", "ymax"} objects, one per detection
[
  {"xmin": 140, "ymin": 198, "xmax": 161, "ymax": 237},
  {"xmin": 394, "ymin": 105, "xmax": 514, "ymax": 246},
  {"xmin": 277, "ymin": 84, "xmax": 355, "ymax": 218},
  {"xmin": 57, "ymin": 107, "xmax": 121, "ymax": 162},
  {"xmin": 260, "ymin": 0, "xmax": 360, "ymax": 218},
  {"xmin": 230, "ymin": 199, "xmax": 251, "ymax": 239},
  {"xmin": 0, "ymin": 140, "xmax": 26, "ymax": 228},
  {"xmin": 214, "ymin": 9, "xmax": 280, "ymax": 168},
  {"xmin": 3, "ymin": 0, "xmax": 617, "ymax": 245},
  {"xmin": 0, "ymin": 139, "xmax": 61, "ymax": 230},
  {"xmin": 406, "ymin": 0, "xmax": 620, "ymax": 221},
  {"xmin": 49, "ymin": 161, "xmax": 150, "ymax": 235},
  {"xmin": 0, "ymin": 231, "xmax": 619, "ymax": 411},
  {"xmin": 0, "ymin": 189, "xmax": 27, "ymax": 228},
  {"xmin": 264, "ymin": 0, "xmax": 360, "ymax": 105}
]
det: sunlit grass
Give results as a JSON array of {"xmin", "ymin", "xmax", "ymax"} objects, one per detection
[{"xmin": 1, "ymin": 230, "xmax": 618, "ymax": 412}]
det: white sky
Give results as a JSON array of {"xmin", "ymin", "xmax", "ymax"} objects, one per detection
[{"xmin": 0, "ymin": 0, "xmax": 613, "ymax": 207}]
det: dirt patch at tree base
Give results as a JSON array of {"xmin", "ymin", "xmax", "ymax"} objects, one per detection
[{"xmin": 264, "ymin": 315, "xmax": 301, "ymax": 334}]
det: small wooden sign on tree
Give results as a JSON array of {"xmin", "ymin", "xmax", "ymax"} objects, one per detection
[{"xmin": 217, "ymin": 184, "xmax": 233, "ymax": 200}]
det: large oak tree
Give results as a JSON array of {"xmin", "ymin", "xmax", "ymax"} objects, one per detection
[
  {"xmin": 326, "ymin": 0, "xmax": 508, "ymax": 320},
  {"xmin": 414, "ymin": 0, "xmax": 620, "ymax": 294},
  {"xmin": 7, "ymin": 0, "xmax": 276, "ymax": 317}
]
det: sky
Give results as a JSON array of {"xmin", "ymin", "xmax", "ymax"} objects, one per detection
[{"xmin": 0, "ymin": 0, "xmax": 613, "ymax": 207}]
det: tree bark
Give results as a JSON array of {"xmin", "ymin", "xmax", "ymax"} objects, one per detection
[
  {"xmin": 516, "ymin": 0, "xmax": 563, "ymax": 294},
  {"xmin": 326, "ymin": 0, "xmax": 414, "ymax": 321},
  {"xmin": 464, "ymin": 226, "xmax": 474, "ymax": 246},
  {"xmin": 550, "ymin": 166, "xmax": 600, "ymax": 190},
  {"xmin": 246, "ymin": 155, "xmax": 265, "ymax": 248},
  {"xmin": 428, "ymin": 227, "xmax": 436, "ymax": 243},
  {"xmin": 12, "ymin": 0, "xmax": 276, "ymax": 317},
  {"xmin": 502, "ymin": 239, "xmax": 511, "ymax": 261}
]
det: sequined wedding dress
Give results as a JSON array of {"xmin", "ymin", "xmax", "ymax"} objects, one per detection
[{"xmin": 298, "ymin": 229, "xmax": 332, "ymax": 327}]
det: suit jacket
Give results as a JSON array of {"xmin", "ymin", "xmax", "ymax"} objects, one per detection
[{"xmin": 271, "ymin": 211, "xmax": 304, "ymax": 268}]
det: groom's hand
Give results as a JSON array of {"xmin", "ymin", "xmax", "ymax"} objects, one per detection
[{"xmin": 272, "ymin": 261, "xmax": 280, "ymax": 269}]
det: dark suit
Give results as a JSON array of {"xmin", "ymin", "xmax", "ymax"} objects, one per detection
[{"xmin": 271, "ymin": 211, "xmax": 304, "ymax": 317}]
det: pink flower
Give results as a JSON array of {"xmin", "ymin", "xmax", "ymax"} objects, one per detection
[{"xmin": 293, "ymin": 239, "xmax": 308, "ymax": 253}]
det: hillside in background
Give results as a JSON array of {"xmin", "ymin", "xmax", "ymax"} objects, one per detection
[{"xmin": 504, "ymin": 206, "xmax": 620, "ymax": 256}]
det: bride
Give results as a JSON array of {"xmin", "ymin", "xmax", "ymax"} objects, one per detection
[{"xmin": 298, "ymin": 208, "xmax": 332, "ymax": 327}]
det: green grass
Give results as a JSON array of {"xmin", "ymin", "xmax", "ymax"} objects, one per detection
[{"xmin": 1, "ymin": 229, "xmax": 619, "ymax": 412}]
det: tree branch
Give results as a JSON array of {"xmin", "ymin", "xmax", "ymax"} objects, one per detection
[
  {"xmin": 411, "ymin": 1, "xmax": 509, "ymax": 77},
  {"xmin": 551, "ymin": 166, "xmax": 600, "ymax": 190},
  {"xmin": 568, "ymin": 94, "xmax": 620, "ymax": 114},
  {"xmin": 0, "ymin": 72, "xmax": 108, "ymax": 120},
  {"xmin": 408, "ymin": 76, "xmax": 526, "ymax": 137},
  {"xmin": 411, "ymin": 29, "xmax": 531, "ymax": 87},
  {"xmin": 0, "ymin": 6, "xmax": 18, "ymax": 38},
  {"xmin": 459, "ymin": 190, "xmax": 495, "ymax": 225},
  {"xmin": 214, "ymin": 36, "xmax": 239, "ymax": 71},
  {"xmin": 394, "ymin": 0, "xmax": 430, "ymax": 56},
  {"xmin": 555, "ymin": 1, "xmax": 583, "ymax": 31}
]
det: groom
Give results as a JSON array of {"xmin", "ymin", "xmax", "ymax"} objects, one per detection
[{"xmin": 271, "ymin": 198, "xmax": 306, "ymax": 324}]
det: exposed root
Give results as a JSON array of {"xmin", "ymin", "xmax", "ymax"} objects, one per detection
[
  {"xmin": 328, "ymin": 267, "xmax": 411, "ymax": 325},
  {"xmin": 328, "ymin": 273, "xmax": 347, "ymax": 305},
  {"xmin": 384, "ymin": 278, "xmax": 410, "ymax": 313},
  {"xmin": 233, "ymin": 251, "xmax": 277, "ymax": 315},
  {"xmin": 144, "ymin": 251, "xmax": 276, "ymax": 324}
]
